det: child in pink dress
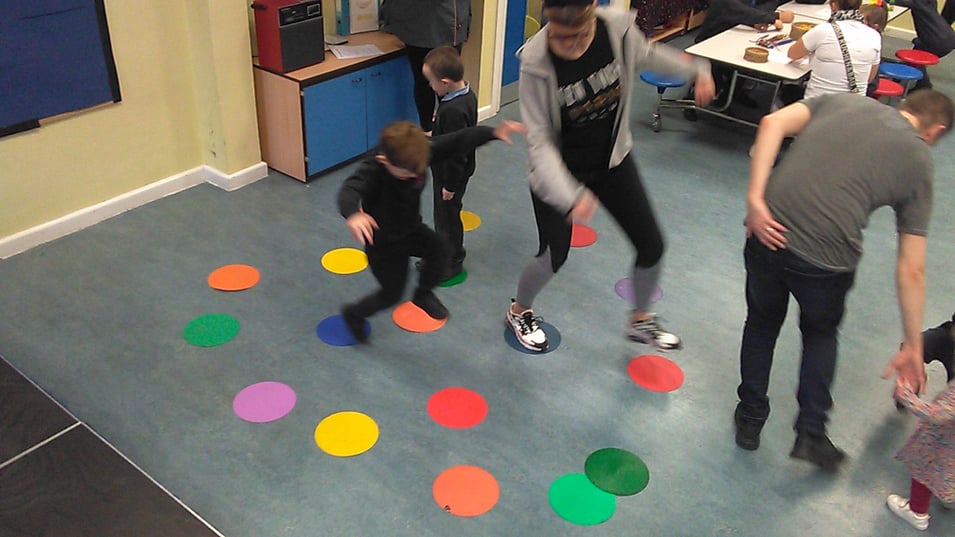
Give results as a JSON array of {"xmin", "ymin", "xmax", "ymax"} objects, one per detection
[{"xmin": 887, "ymin": 379, "xmax": 955, "ymax": 530}]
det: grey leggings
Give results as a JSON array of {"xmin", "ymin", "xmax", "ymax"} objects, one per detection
[{"xmin": 515, "ymin": 156, "xmax": 665, "ymax": 312}]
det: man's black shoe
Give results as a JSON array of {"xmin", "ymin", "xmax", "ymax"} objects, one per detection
[
  {"xmin": 412, "ymin": 290, "xmax": 448, "ymax": 320},
  {"xmin": 790, "ymin": 430, "xmax": 846, "ymax": 469},
  {"xmin": 341, "ymin": 304, "xmax": 368, "ymax": 343},
  {"xmin": 734, "ymin": 407, "xmax": 765, "ymax": 451}
]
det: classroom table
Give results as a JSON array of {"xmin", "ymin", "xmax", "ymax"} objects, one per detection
[
  {"xmin": 673, "ymin": 18, "xmax": 813, "ymax": 127},
  {"xmin": 776, "ymin": 1, "xmax": 910, "ymax": 22}
]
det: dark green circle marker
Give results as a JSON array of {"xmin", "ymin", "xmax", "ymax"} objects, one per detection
[
  {"xmin": 183, "ymin": 313, "xmax": 240, "ymax": 347},
  {"xmin": 548, "ymin": 473, "xmax": 616, "ymax": 525},
  {"xmin": 438, "ymin": 268, "xmax": 468, "ymax": 287},
  {"xmin": 584, "ymin": 447, "xmax": 649, "ymax": 496}
]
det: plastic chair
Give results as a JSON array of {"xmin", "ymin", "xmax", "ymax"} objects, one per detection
[
  {"xmin": 878, "ymin": 63, "xmax": 924, "ymax": 96},
  {"xmin": 639, "ymin": 71, "xmax": 686, "ymax": 132},
  {"xmin": 871, "ymin": 77, "xmax": 904, "ymax": 104}
]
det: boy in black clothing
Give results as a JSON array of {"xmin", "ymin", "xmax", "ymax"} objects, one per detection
[
  {"xmin": 337, "ymin": 120, "xmax": 525, "ymax": 342},
  {"xmin": 422, "ymin": 46, "xmax": 478, "ymax": 278}
]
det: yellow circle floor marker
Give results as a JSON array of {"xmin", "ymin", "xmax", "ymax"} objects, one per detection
[
  {"xmin": 321, "ymin": 248, "xmax": 368, "ymax": 275},
  {"xmin": 314, "ymin": 411, "xmax": 379, "ymax": 457},
  {"xmin": 460, "ymin": 210, "xmax": 482, "ymax": 232}
]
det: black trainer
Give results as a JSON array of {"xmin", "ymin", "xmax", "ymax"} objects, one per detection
[
  {"xmin": 790, "ymin": 429, "xmax": 846, "ymax": 469},
  {"xmin": 341, "ymin": 304, "xmax": 368, "ymax": 343},
  {"xmin": 412, "ymin": 290, "xmax": 448, "ymax": 320},
  {"xmin": 734, "ymin": 407, "xmax": 765, "ymax": 451}
]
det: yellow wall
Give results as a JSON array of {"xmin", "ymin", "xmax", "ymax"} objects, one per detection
[
  {"xmin": 0, "ymin": 0, "xmax": 260, "ymax": 240},
  {"xmin": 0, "ymin": 0, "xmax": 508, "ymax": 247}
]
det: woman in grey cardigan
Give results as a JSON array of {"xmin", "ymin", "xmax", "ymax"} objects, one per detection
[{"xmin": 505, "ymin": 0, "xmax": 714, "ymax": 352}]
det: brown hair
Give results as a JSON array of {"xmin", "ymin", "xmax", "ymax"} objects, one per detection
[
  {"xmin": 424, "ymin": 46, "xmax": 464, "ymax": 82},
  {"xmin": 378, "ymin": 121, "xmax": 430, "ymax": 175},
  {"xmin": 542, "ymin": 3, "xmax": 595, "ymax": 26},
  {"xmin": 901, "ymin": 89, "xmax": 955, "ymax": 133},
  {"xmin": 860, "ymin": 3, "xmax": 888, "ymax": 32},
  {"xmin": 831, "ymin": 0, "xmax": 862, "ymax": 10}
]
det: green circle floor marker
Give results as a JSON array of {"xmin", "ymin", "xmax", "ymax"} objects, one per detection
[
  {"xmin": 183, "ymin": 313, "xmax": 240, "ymax": 347},
  {"xmin": 548, "ymin": 473, "xmax": 616, "ymax": 525},
  {"xmin": 438, "ymin": 268, "xmax": 468, "ymax": 288},
  {"xmin": 584, "ymin": 447, "xmax": 650, "ymax": 496}
]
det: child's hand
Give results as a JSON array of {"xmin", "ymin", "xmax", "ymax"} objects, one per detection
[
  {"xmin": 492, "ymin": 120, "xmax": 527, "ymax": 144},
  {"xmin": 441, "ymin": 188, "xmax": 455, "ymax": 201},
  {"xmin": 346, "ymin": 212, "xmax": 378, "ymax": 245}
]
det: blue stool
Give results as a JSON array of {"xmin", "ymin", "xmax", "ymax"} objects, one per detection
[
  {"xmin": 639, "ymin": 71, "xmax": 687, "ymax": 132},
  {"xmin": 878, "ymin": 63, "xmax": 923, "ymax": 96}
]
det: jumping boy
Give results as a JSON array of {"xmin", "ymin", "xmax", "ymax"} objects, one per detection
[{"xmin": 338, "ymin": 120, "xmax": 525, "ymax": 342}]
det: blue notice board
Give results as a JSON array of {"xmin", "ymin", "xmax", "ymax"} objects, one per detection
[{"xmin": 0, "ymin": 0, "xmax": 121, "ymax": 137}]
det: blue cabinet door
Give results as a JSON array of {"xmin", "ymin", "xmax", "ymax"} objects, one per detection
[
  {"xmin": 303, "ymin": 73, "xmax": 366, "ymax": 176},
  {"xmin": 365, "ymin": 57, "xmax": 417, "ymax": 147}
]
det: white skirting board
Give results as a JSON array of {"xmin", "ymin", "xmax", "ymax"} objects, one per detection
[{"xmin": 0, "ymin": 161, "xmax": 268, "ymax": 259}]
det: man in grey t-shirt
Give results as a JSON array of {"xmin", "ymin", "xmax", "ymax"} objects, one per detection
[{"xmin": 733, "ymin": 90, "xmax": 952, "ymax": 469}]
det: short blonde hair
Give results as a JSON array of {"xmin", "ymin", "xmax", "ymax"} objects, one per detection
[
  {"xmin": 901, "ymin": 89, "xmax": 954, "ymax": 133},
  {"xmin": 378, "ymin": 121, "xmax": 430, "ymax": 175}
]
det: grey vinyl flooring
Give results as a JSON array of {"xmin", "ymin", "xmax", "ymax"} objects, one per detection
[{"xmin": 1, "ymin": 33, "xmax": 954, "ymax": 537}]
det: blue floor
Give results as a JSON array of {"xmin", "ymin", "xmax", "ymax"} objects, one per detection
[{"xmin": 1, "ymin": 33, "xmax": 953, "ymax": 536}]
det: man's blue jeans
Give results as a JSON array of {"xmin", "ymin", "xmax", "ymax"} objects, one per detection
[{"xmin": 737, "ymin": 238, "xmax": 856, "ymax": 434}]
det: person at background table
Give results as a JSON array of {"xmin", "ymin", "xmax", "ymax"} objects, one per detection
[
  {"xmin": 692, "ymin": 0, "xmax": 795, "ymax": 106},
  {"xmin": 859, "ymin": 2, "xmax": 889, "ymax": 96},
  {"xmin": 782, "ymin": 0, "xmax": 881, "ymax": 103},
  {"xmin": 891, "ymin": 0, "xmax": 955, "ymax": 90},
  {"xmin": 381, "ymin": 0, "xmax": 470, "ymax": 134},
  {"xmin": 734, "ymin": 89, "xmax": 952, "ymax": 469},
  {"xmin": 504, "ymin": 0, "xmax": 714, "ymax": 352}
]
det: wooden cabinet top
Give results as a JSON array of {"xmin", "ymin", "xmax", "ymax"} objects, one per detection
[{"xmin": 253, "ymin": 31, "xmax": 407, "ymax": 84}]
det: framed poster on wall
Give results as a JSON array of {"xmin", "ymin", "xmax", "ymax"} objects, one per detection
[{"xmin": 0, "ymin": 0, "xmax": 121, "ymax": 138}]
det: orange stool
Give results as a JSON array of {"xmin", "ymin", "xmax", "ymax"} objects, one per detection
[
  {"xmin": 872, "ymin": 78, "xmax": 904, "ymax": 103},
  {"xmin": 895, "ymin": 49, "xmax": 940, "ymax": 67}
]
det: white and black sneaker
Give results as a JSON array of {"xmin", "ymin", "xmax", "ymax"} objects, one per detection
[
  {"xmin": 506, "ymin": 302, "xmax": 548, "ymax": 352},
  {"xmin": 625, "ymin": 315, "xmax": 682, "ymax": 351}
]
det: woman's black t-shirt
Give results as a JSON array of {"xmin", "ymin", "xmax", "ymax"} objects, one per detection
[{"xmin": 549, "ymin": 18, "xmax": 621, "ymax": 173}]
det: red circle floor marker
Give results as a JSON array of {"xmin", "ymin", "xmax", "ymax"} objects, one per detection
[
  {"xmin": 627, "ymin": 354, "xmax": 684, "ymax": 392},
  {"xmin": 571, "ymin": 224, "xmax": 597, "ymax": 247}
]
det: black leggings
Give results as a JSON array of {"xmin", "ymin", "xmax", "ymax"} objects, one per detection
[
  {"xmin": 404, "ymin": 44, "xmax": 462, "ymax": 132},
  {"xmin": 532, "ymin": 156, "xmax": 664, "ymax": 273}
]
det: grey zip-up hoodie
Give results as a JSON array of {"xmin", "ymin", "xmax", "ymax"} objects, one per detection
[{"xmin": 517, "ymin": 7, "xmax": 709, "ymax": 214}]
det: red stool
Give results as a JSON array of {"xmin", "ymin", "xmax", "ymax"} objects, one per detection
[
  {"xmin": 872, "ymin": 78, "xmax": 904, "ymax": 103},
  {"xmin": 895, "ymin": 49, "xmax": 940, "ymax": 67}
]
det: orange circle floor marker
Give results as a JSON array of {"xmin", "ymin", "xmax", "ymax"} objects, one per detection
[
  {"xmin": 392, "ymin": 301, "xmax": 447, "ymax": 332},
  {"xmin": 460, "ymin": 210, "xmax": 482, "ymax": 231},
  {"xmin": 321, "ymin": 248, "xmax": 368, "ymax": 275},
  {"xmin": 433, "ymin": 465, "xmax": 500, "ymax": 517},
  {"xmin": 207, "ymin": 264, "xmax": 260, "ymax": 291}
]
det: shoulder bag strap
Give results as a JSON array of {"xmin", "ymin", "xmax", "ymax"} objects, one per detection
[{"xmin": 829, "ymin": 21, "xmax": 859, "ymax": 93}]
